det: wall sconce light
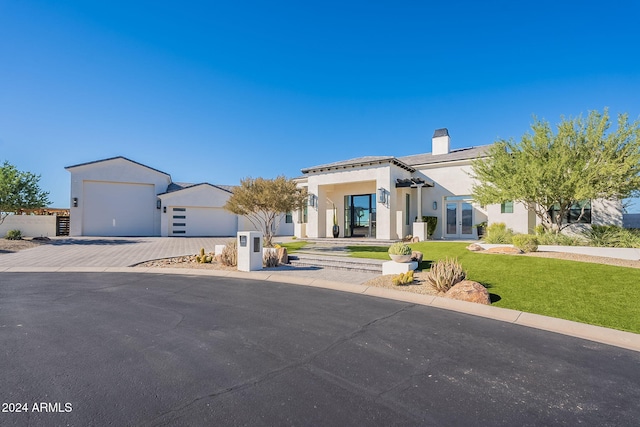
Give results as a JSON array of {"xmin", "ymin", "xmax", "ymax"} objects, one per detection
[
  {"xmin": 432, "ymin": 201, "xmax": 438, "ymax": 210},
  {"xmin": 377, "ymin": 188, "xmax": 387, "ymax": 205},
  {"xmin": 72, "ymin": 197, "xmax": 78, "ymax": 208},
  {"xmin": 156, "ymin": 200, "xmax": 161, "ymax": 210},
  {"xmin": 163, "ymin": 206, "xmax": 166, "ymax": 213},
  {"xmin": 307, "ymin": 194, "xmax": 317, "ymax": 208}
]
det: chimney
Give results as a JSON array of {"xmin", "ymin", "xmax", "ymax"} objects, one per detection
[{"xmin": 432, "ymin": 128, "xmax": 450, "ymax": 155}]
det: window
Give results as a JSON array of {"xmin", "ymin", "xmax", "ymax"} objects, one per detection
[
  {"xmin": 285, "ymin": 212, "xmax": 293, "ymax": 223},
  {"xmin": 405, "ymin": 194, "xmax": 410, "ymax": 226},
  {"xmin": 501, "ymin": 201, "xmax": 514, "ymax": 214},
  {"xmin": 549, "ymin": 201, "xmax": 591, "ymax": 224}
]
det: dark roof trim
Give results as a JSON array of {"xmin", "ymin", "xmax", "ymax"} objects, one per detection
[
  {"xmin": 65, "ymin": 156, "xmax": 171, "ymax": 178},
  {"xmin": 302, "ymin": 157, "xmax": 415, "ymax": 174},
  {"xmin": 395, "ymin": 178, "xmax": 435, "ymax": 188},
  {"xmin": 157, "ymin": 182, "xmax": 234, "ymax": 196}
]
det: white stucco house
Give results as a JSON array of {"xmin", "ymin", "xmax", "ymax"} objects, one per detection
[
  {"xmin": 293, "ymin": 128, "xmax": 623, "ymax": 240},
  {"xmin": 66, "ymin": 157, "xmax": 294, "ymax": 237}
]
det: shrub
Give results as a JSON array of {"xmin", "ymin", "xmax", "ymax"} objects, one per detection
[
  {"xmin": 484, "ymin": 222, "xmax": 514, "ymax": 244},
  {"xmin": 5, "ymin": 229, "xmax": 22, "ymax": 240},
  {"xmin": 425, "ymin": 258, "xmax": 466, "ymax": 293},
  {"xmin": 220, "ymin": 240, "xmax": 237, "ymax": 267},
  {"xmin": 536, "ymin": 231, "xmax": 585, "ymax": 246},
  {"xmin": 616, "ymin": 229, "xmax": 640, "ymax": 248},
  {"xmin": 388, "ymin": 242, "xmax": 412, "ymax": 255},
  {"xmin": 392, "ymin": 270, "xmax": 414, "ymax": 286},
  {"xmin": 263, "ymin": 250, "xmax": 279, "ymax": 267},
  {"xmin": 583, "ymin": 225, "xmax": 640, "ymax": 248},
  {"xmin": 512, "ymin": 234, "xmax": 539, "ymax": 253},
  {"xmin": 424, "ymin": 216, "xmax": 438, "ymax": 239}
]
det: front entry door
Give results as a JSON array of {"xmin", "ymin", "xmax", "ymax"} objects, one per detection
[
  {"xmin": 344, "ymin": 194, "xmax": 376, "ymax": 238},
  {"xmin": 445, "ymin": 201, "xmax": 474, "ymax": 238}
]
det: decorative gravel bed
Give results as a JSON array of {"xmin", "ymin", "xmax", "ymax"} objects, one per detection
[
  {"xmin": 134, "ymin": 255, "xmax": 237, "ymax": 271},
  {"xmin": 0, "ymin": 237, "xmax": 51, "ymax": 253},
  {"xmin": 361, "ymin": 270, "xmax": 440, "ymax": 296}
]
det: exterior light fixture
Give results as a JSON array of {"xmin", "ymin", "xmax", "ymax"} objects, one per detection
[
  {"xmin": 156, "ymin": 200, "xmax": 161, "ymax": 209},
  {"xmin": 308, "ymin": 194, "xmax": 317, "ymax": 208},
  {"xmin": 433, "ymin": 201, "xmax": 438, "ymax": 210},
  {"xmin": 72, "ymin": 197, "xmax": 78, "ymax": 208},
  {"xmin": 377, "ymin": 188, "xmax": 388, "ymax": 205}
]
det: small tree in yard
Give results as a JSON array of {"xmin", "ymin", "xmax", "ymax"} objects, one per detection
[
  {"xmin": 472, "ymin": 109, "xmax": 640, "ymax": 233},
  {"xmin": 224, "ymin": 176, "xmax": 307, "ymax": 247},
  {"xmin": 0, "ymin": 161, "xmax": 50, "ymax": 225}
]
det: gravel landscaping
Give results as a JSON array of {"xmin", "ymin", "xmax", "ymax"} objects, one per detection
[{"xmin": 0, "ymin": 237, "xmax": 51, "ymax": 253}]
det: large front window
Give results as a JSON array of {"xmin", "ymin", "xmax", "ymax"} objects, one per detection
[{"xmin": 549, "ymin": 200, "xmax": 592, "ymax": 224}]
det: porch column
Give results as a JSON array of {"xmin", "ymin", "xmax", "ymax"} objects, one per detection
[
  {"xmin": 413, "ymin": 183, "xmax": 428, "ymax": 240},
  {"xmin": 416, "ymin": 183, "xmax": 424, "ymax": 222}
]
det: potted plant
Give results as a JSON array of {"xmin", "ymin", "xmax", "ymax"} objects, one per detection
[
  {"xmin": 332, "ymin": 204, "xmax": 340, "ymax": 238},
  {"xmin": 388, "ymin": 242, "xmax": 412, "ymax": 263},
  {"xmin": 474, "ymin": 221, "xmax": 487, "ymax": 239}
]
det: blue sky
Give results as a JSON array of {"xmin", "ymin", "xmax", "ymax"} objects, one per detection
[{"xmin": 1, "ymin": 1, "xmax": 639, "ymax": 211}]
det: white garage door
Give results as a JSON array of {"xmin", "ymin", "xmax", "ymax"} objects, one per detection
[
  {"xmin": 169, "ymin": 207, "xmax": 237, "ymax": 237},
  {"xmin": 83, "ymin": 181, "xmax": 156, "ymax": 236}
]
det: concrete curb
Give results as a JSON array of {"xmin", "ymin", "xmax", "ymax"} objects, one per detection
[{"xmin": 2, "ymin": 266, "xmax": 639, "ymax": 353}]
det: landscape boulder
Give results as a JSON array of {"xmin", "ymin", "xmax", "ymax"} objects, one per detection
[
  {"xmin": 444, "ymin": 280, "xmax": 491, "ymax": 305},
  {"xmin": 466, "ymin": 243, "xmax": 484, "ymax": 252},
  {"xmin": 277, "ymin": 247, "xmax": 289, "ymax": 264},
  {"xmin": 411, "ymin": 251, "xmax": 423, "ymax": 264},
  {"xmin": 485, "ymin": 246, "xmax": 523, "ymax": 255}
]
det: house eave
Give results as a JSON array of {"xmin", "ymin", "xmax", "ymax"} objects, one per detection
[{"xmin": 302, "ymin": 158, "xmax": 415, "ymax": 174}]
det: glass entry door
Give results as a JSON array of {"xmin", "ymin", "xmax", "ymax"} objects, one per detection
[
  {"xmin": 344, "ymin": 194, "xmax": 376, "ymax": 238},
  {"xmin": 445, "ymin": 201, "xmax": 474, "ymax": 238}
]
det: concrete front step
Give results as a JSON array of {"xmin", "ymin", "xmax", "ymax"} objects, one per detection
[{"xmin": 289, "ymin": 254, "xmax": 384, "ymax": 273}]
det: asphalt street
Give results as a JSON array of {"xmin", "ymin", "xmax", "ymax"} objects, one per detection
[{"xmin": 1, "ymin": 272, "xmax": 639, "ymax": 426}]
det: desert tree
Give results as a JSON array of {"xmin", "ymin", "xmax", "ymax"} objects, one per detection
[
  {"xmin": 471, "ymin": 109, "xmax": 640, "ymax": 232},
  {"xmin": 0, "ymin": 161, "xmax": 51, "ymax": 224},
  {"xmin": 224, "ymin": 176, "xmax": 307, "ymax": 247}
]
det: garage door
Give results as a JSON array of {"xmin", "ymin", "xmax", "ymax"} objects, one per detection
[
  {"xmin": 83, "ymin": 181, "xmax": 156, "ymax": 236},
  {"xmin": 169, "ymin": 207, "xmax": 237, "ymax": 237}
]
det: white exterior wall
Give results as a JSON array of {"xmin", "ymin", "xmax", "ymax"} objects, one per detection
[
  {"xmin": 0, "ymin": 215, "xmax": 57, "ymax": 237},
  {"xmin": 561, "ymin": 198, "xmax": 624, "ymax": 235},
  {"xmin": 158, "ymin": 185, "xmax": 237, "ymax": 237},
  {"xmin": 68, "ymin": 158, "xmax": 171, "ymax": 236},
  {"xmin": 488, "ymin": 198, "xmax": 623, "ymax": 235},
  {"xmin": 237, "ymin": 214, "xmax": 294, "ymax": 236},
  {"xmin": 413, "ymin": 161, "xmax": 480, "ymax": 239},
  {"xmin": 591, "ymin": 199, "xmax": 623, "ymax": 227},
  {"xmin": 486, "ymin": 202, "xmax": 535, "ymax": 234}
]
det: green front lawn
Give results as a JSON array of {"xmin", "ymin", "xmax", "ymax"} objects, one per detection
[
  {"xmin": 279, "ymin": 240, "xmax": 309, "ymax": 253},
  {"xmin": 349, "ymin": 242, "xmax": 640, "ymax": 334}
]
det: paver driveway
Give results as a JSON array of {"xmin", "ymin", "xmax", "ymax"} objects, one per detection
[{"xmin": 0, "ymin": 237, "xmax": 234, "ymax": 268}]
